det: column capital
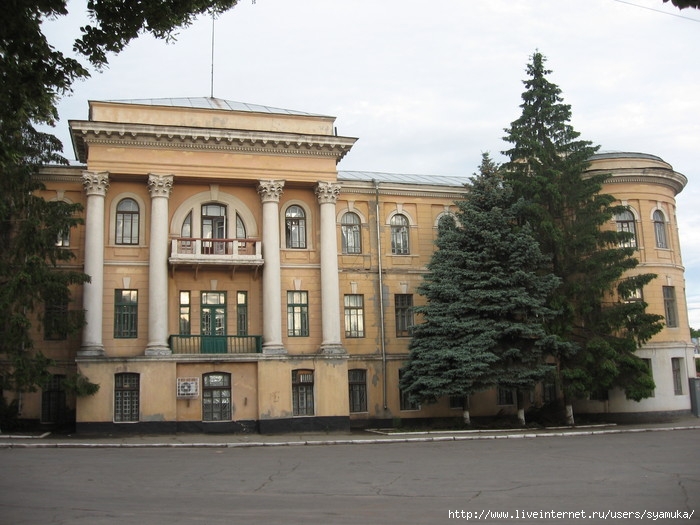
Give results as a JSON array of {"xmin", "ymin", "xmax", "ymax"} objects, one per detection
[
  {"xmin": 315, "ymin": 181, "xmax": 341, "ymax": 204},
  {"xmin": 82, "ymin": 171, "xmax": 109, "ymax": 196},
  {"xmin": 257, "ymin": 179, "xmax": 285, "ymax": 203},
  {"xmin": 148, "ymin": 173, "xmax": 174, "ymax": 198}
]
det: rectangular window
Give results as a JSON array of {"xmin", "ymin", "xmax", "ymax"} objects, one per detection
[
  {"xmin": 399, "ymin": 369, "xmax": 419, "ymax": 411},
  {"xmin": 202, "ymin": 373, "xmax": 231, "ymax": 421},
  {"xmin": 663, "ymin": 286, "xmax": 678, "ymax": 328},
  {"xmin": 395, "ymin": 294, "xmax": 414, "ymax": 337},
  {"xmin": 348, "ymin": 369, "xmax": 367, "ymax": 413},
  {"xmin": 292, "ymin": 370, "xmax": 314, "ymax": 416},
  {"xmin": 114, "ymin": 373, "xmax": 139, "ymax": 422},
  {"xmin": 41, "ymin": 375, "xmax": 67, "ymax": 424},
  {"xmin": 237, "ymin": 291, "xmax": 248, "ymax": 336},
  {"xmin": 179, "ymin": 291, "xmax": 191, "ymax": 335},
  {"xmin": 672, "ymin": 357, "xmax": 684, "ymax": 395},
  {"xmin": 114, "ymin": 290, "xmax": 138, "ymax": 338},
  {"xmin": 44, "ymin": 301, "xmax": 69, "ymax": 341},
  {"xmin": 449, "ymin": 396, "xmax": 464, "ymax": 410},
  {"xmin": 344, "ymin": 294, "xmax": 365, "ymax": 338},
  {"xmin": 287, "ymin": 291, "xmax": 309, "ymax": 337},
  {"xmin": 497, "ymin": 387, "xmax": 515, "ymax": 406}
]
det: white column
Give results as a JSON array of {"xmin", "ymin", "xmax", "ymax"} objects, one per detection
[
  {"xmin": 80, "ymin": 171, "xmax": 109, "ymax": 356},
  {"xmin": 316, "ymin": 182, "xmax": 345, "ymax": 354},
  {"xmin": 257, "ymin": 180, "xmax": 286, "ymax": 354},
  {"xmin": 146, "ymin": 174, "xmax": 173, "ymax": 355}
]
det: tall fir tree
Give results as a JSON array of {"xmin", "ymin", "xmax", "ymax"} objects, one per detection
[
  {"xmin": 400, "ymin": 153, "xmax": 560, "ymax": 425},
  {"xmin": 502, "ymin": 51, "xmax": 663, "ymax": 423}
]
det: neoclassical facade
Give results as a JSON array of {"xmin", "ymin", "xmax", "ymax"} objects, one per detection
[{"xmin": 15, "ymin": 99, "xmax": 695, "ymax": 432}]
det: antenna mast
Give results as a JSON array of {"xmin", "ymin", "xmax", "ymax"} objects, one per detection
[{"xmin": 210, "ymin": 14, "xmax": 215, "ymax": 98}]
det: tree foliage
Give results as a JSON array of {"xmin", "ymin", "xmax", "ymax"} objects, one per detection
[
  {"xmin": 400, "ymin": 153, "xmax": 560, "ymax": 416},
  {"xmin": 663, "ymin": 0, "xmax": 700, "ymax": 9},
  {"xmin": 1, "ymin": 0, "xmax": 240, "ymax": 393},
  {"xmin": 502, "ymin": 52, "xmax": 663, "ymax": 410}
]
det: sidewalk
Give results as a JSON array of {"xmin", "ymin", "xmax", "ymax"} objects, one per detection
[{"xmin": 2, "ymin": 415, "xmax": 699, "ymax": 448}]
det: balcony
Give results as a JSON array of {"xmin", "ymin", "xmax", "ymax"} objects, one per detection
[
  {"xmin": 169, "ymin": 238, "xmax": 263, "ymax": 269},
  {"xmin": 169, "ymin": 334, "xmax": 263, "ymax": 354}
]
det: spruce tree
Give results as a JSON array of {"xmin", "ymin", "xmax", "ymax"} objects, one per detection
[
  {"xmin": 502, "ymin": 51, "xmax": 663, "ymax": 423},
  {"xmin": 400, "ymin": 153, "xmax": 560, "ymax": 425}
]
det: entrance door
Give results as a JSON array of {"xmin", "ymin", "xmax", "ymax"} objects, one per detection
[{"xmin": 201, "ymin": 292, "xmax": 226, "ymax": 353}]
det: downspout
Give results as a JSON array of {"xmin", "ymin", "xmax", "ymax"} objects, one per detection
[{"xmin": 374, "ymin": 179, "xmax": 388, "ymax": 410}]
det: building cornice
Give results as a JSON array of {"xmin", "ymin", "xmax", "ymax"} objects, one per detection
[
  {"xmin": 586, "ymin": 168, "xmax": 688, "ymax": 196},
  {"xmin": 69, "ymin": 120, "xmax": 357, "ymax": 165}
]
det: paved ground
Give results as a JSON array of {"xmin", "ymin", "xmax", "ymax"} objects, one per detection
[
  {"xmin": 1, "ymin": 418, "xmax": 699, "ymax": 524},
  {"xmin": 1, "ymin": 415, "xmax": 700, "ymax": 448}
]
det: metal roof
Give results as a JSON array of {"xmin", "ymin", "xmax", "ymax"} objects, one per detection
[
  {"xmin": 100, "ymin": 97, "xmax": 328, "ymax": 117},
  {"xmin": 339, "ymin": 170, "xmax": 468, "ymax": 187}
]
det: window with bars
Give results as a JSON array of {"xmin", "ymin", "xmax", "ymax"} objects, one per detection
[
  {"xmin": 615, "ymin": 210, "xmax": 637, "ymax": 248},
  {"xmin": 41, "ymin": 374, "xmax": 67, "ymax": 424},
  {"xmin": 395, "ymin": 294, "xmax": 414, "ymax": 337},
  {"xmin": 663, "ymin": 286, "xmax": 678, "ymax": 328},
  {"xmin": 285, "ymin": 205, "xmax": 307, "ymax": 249},
  {"xmin": 287, "ymin": 291, "xmax": 309, "ymax": 337},
  {"xmin": 390, "ymin": 214, "xmax": 410, "ymax": 255},
  {"xmin": 653, "ymin": 210, "xmax": 668, "ymax": 249},
  {"xmin": 348, "ymin": 369, "xmax": 367, "ymax": 413},
  {"xmin": 114, "ymin": 290, "xmax": 138, "ymax": 338},
  {"xmin": 114, "ymin": 373, "xmax": 139, "ymax": 422},
  {"xmin": 341, "ymin": 212, "xmax": 362, "ymax": 254},
  {"xmin": 202, "ymin": 373, "xmax": 231, "ymax": 421},
  {"xmin": 115, "ymin": 198, "xmax": 140, "ymax": 245},
  {"xmin": 292, "ymin": 370, "xmax": 314, "ymax": 416},
  {"xmin": 344, "ymin": 294, "xmax": 365, "ymax": 338}
]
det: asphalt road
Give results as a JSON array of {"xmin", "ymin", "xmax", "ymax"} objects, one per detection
[{"xmin": 1, "ymin": 430, "xmax": 699, "ymax": 525}]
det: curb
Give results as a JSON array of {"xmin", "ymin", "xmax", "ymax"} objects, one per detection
[{"xmin": 1, "ymin": 425, "xmax": 698, "ymax": 449}]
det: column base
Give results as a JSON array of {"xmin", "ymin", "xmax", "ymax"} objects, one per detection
[
  {"xmin": 262, "ymin": 344, "xmax": 287, "ymax": 355},
  {"xmin": 145, "ymin": 344, "xmax": 172, "ymax": 356},
  {"xmin": 78, "ymin": 345, "xmax": 105, "ymax": 357},
  {"xmin": 319, "ymin": 343, "xmax": 346, "ymax": 355}
]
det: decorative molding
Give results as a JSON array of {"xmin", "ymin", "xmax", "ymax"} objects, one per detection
[
  {"xmin": 147, "ymin": 174, "xmax": 174, "ymax": 198},
  {"xmin": 70, "ymin": 121, "xmax": 356, "ymax": 164},
  {"xmin": 257, "ymin": 179, "xmax": 285, "ymax": 203},
  {"xmin": 315, "ymin": 181, "xmax": 341, "ymax": 204},
  {"xmin": 82, "ymin": 171, "xmax": 110, "ymax": 196}
]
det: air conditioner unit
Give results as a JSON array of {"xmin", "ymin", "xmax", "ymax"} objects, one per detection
[{"xmin": 177, "ymin": 377, "xmax": 200, "ymax": 399}]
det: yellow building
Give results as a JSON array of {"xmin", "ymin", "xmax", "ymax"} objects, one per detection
[{"xmin": 16, "ymin": 99, "xmax": 696, "ymax": 432}]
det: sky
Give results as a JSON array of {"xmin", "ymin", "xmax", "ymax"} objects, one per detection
[{"xmin": 42, "ymin": 0, "xmax": 700, "ymax": 329}]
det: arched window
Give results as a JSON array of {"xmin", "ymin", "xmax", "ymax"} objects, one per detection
[
  {"xmin": 390, "ymin": 214, "xmax": 410, "ymax": 255},
  {"xmin": 181, "ymin": 211, "xmax": 192, "ymax": 238},
  {"xmin": 202, "ymin": 372, "xmax": 231, "ymax": 421},
  {"xmin": 115, "ymin": 198, "xmax": 140, "ymax": 245},
  {"xmin": 653, "ymin": 210, "xmax": 668, "ymax": 249},
  {"xmin": 236, "ymin": 213, "xmax": 246, "ymax": 239},
  {"xmin": 615, "ymin": 210, "xmax": 637, "ymax": 248},
  {"xmin": 285, "ymin": 205, "xmax": 306, "ymax": 249},
  {"xmin": 341, "ymin": 212, "xmax": 361, "ymax": 254}
]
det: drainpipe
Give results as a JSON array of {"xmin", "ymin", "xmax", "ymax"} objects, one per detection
[{"xmin": 374, "ymin": 179, "xmax": 388, "ymax": 410}]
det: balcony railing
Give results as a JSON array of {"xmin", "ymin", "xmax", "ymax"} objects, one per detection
[
  {"xmin": 169, "ymin": 238, "xmax": 263, "ymax": 266},
  {"xmin": 169, "ymin": 334, "xmax": 263, "ymax": 354}
]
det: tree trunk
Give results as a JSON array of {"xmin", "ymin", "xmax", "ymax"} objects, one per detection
[
  {"xmin": 565, "ymin": 403, "xmax": 575, "ymax": 426},
  {"xmin": 462, "ymin": 395, "xmax": 471, "ymax": 425},
  {"xmin": 516, "ymin": 389, "xmax": 526, "ymax": 426}
]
